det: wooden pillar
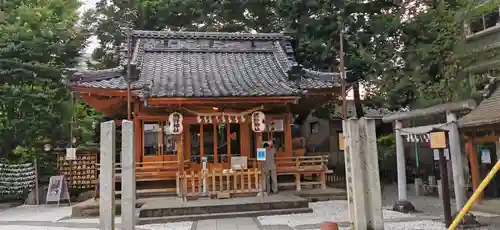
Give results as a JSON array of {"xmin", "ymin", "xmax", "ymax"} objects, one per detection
[
  {"xmin": 227, "ymin": 121, "xmax": 231, "ymax": 163},
  {"xmin": 256, "ymin": 132, "xmax": 262, "ymax": 149},
  {"xmin": 285, "ymin": 109, "xmax": 293, "ymax": 156},
  {"xmin": 133, "ymin": 102, "xmax": 141, "ymax": 163},
  {"xmin": 467, "ymin": 137, "xmax": 481, "ymax": 198},
  {"xmin": 200, "ymin": 124, "xmax": 204, "ymax": 160},
  {"xmin": 240, "ymin": 120, "xmax": 250, "ymax": 157},
  {"xmin": 178, "ymin": 134, "xmax": 184, "ymax": 174},
  {"xmin": 213, "ymin": 122, "xmax": 218, "ymax": 163},
  {"xmin": 184, "ymin": 125, "xmax": 191, "ymax": 162}
]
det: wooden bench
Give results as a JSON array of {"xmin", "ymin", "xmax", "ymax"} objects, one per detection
[{"xmin": 275, "ymin": 155, "xmax": 328, "ymax": 191}]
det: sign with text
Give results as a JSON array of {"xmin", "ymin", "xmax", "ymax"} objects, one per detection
[
  {"xmin": 46, "ymin": 175, "xmax": 71, "ymax": 206},
  {"xmin": 430, "ymin": 131, "xmax": 447, "ymax": 149},
  {"xmin": 256, "ymin": 148, "xmax": 266, "ymax": 161},
  {"xmin": 481, "ymin": 149, "xmax": 492, "ymax": 164}
]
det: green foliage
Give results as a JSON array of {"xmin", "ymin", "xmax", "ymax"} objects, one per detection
[
  {"xmin": 369, "ymin": 0, "xmax": 500, "ymax": 110},
  {"xmin": 89, "ymin": 0, "xmax": 402, "ymax": 116},
  {"xmin": 0, "ymin": 0, "xmax": 91, "ymax": 163},
  {"xmin": 86, "ymin": 0, "xmax": 500, "ymax": 113},
  {"xmin": 313, "ymin": 101, "xmax": 337, "ymax": 120},
  {"xmin": 377, "ymin": 134, "xmax": 397, "ymax": 178},
  {"xmin": 377, "ymin": 134, "xmax": 396, "ymax": 161}
]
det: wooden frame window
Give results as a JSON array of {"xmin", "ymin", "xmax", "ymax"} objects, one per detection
[
  {"xmin": 469, "ymin": 8, "xmax": 500, "ymax": 34},
  {"xmin": 262, "ymin": 118, "xmax": 286, "ymax": 152},
  {"xmin": 142, "ymin": 121, "xmax": 177, "ymax": 157}
]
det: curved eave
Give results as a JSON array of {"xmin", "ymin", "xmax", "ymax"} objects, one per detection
[
  {"xmin": 147, "ymin": 96, "xmax": 300, "ymax": 105},
  {"xmin": 71, "ymin": 86, "xmax": 130, "ymax": 97}
]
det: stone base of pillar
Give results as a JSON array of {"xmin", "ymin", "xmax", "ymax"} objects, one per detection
[
  {"xmin": 392, "ymin": 200, "xmax": 416, "ymax": 213},
  {"xmin": 451, "ymin": 212, "xmax": 481, "ymax": 228}
]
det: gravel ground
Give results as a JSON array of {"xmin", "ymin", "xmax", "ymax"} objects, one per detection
[
  {"xmin": 1, "ymin": 184, "xmax": 500, "ymax": 229},
  {"xmin": 258, "ymin": 200, "xmax": 412, "ymax": 227}
]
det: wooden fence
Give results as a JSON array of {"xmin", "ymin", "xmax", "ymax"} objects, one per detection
[{"xmin": 177, "ymin": 168, "xmax": 262, "ymax": 198}]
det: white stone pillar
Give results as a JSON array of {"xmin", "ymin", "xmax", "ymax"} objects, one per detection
[
  {"xmin": 360, "ymin": 118, "xmax": 384, "ymax": 229},
  {"xmin": 447, "ymin": 113, "xmax": 466, "ymax": 211},
  {"xmin": 344, "ymin": 118, "xmax": 383, "ymax": 230},
  {"xmin": 100, "ymin": 121, "xmax": 116, "ymax": 230},
  {"xmin": 395, "ymin": 120, "xmax": 407, "ymax": 201},
  {"xmin": 393, "ymin": 120, "xmax": 415, "ymax": 212},
  {"xmin": 121, "ymin": 120, "xmax": 136, "ymax": 230}
]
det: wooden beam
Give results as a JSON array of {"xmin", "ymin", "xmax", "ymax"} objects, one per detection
[
  {"xmin": 184, "ymin": 125, "xmax": 191, "ymax": 162},
  {"xmin": 148, "ymin": 96, "xmax": 299, "ymax": 105},
  {"xmin": 466, "ymin": 137, "xmax": 481, "ymax": 200},
  {"xmin": 227, "ymin": 121, "xmax": 231, "ymax": 163},
  {"xmin": 472, "ymin": 136, "xmax": 500, "ymax": 143},
  {"xmin": 133, "ymin": 102, "xmax": 141, "ymax": 163},
  {"xmin": 178, "ymin": 134, "xmax": 184, "ymax": 176},
  {"xmin": 285, "ymin": 106, "xmax": 293, "ymax": 156},
  {"xmin": 72, "ymin": 87, "xmax": 130, "ymax": 97},
  {"xmin": 213, "ymin": 122, "xmax": 218, "ymax": 163},
  {"xmin": 200, "ymin": 124, "xmax": 204, "ymax": 160}
]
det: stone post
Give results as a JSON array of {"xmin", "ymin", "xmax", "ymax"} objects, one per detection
[
  {"xmin": 393, "ymin": 120, "xmax": 415, "ymax": 212},
  {"xmin": 344, "ymin": 118, "xmax": 383, "ymax": 230},
  {"xmin": 414, "ymin": 178, "xmax": 423, "ymax": 197},
  {"xmin": 447, "ymin": 113, "xmax": 466, "ymax": 211},
  {"xmin": 121, "ymin": 120, "xmax": 136, "ymax": 230},
  {"xmin": 100, "ymin": 121, "xmax": 116, "ymax": 230}
]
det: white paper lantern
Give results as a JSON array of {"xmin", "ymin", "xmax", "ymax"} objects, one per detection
[
  {"xmin": 168, "ymin": 112, "xmax": 184, "ymax": 134},
  {"xmin": 251, "ymin": 111, "xmax": 266, "ymax": 132}
]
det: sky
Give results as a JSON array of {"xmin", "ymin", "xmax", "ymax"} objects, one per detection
[{"xmin": 80, "ymin": 0, "xmax": 100, "ymax": 55}]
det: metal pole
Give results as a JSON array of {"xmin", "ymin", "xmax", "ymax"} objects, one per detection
[
  {"xmin": 34, "ymin": 157, "xmax": 39, "ymax": 205},
  {"xmin": 439, "ymin": 148, "xmax": 453, "ymax": 227},
  {"xmin": 339, "ymin": 32, "xmax": 347, "ymax": 120},
  {"xmin": 449, "ymin": 159, "xmax": 500, "ymax": 230}
]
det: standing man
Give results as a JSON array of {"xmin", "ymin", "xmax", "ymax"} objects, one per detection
[{"xmin": 263, "ymin": 142, "xmax": 278, "ymax": 194}]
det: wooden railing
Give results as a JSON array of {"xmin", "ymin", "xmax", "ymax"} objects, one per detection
[
  {"xmin": 177, "ymin": 168, "xmax": 262, "ymax": 198},
  {"xmin": 96, "ymin": 160, "xmax": 189, "ymax": 182}
]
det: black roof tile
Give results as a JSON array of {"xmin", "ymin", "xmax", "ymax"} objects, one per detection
[{"xmin": 72, "ymin": 31, "xmax": 341, "ymax": 98}]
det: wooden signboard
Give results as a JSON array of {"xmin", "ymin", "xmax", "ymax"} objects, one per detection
[
  {"xmin": 430, "ymin": 131, "xmax": 446, "ymax": 149},
  {"xmin": 46, "ymin": 175, "xmax": 71, "ymax": 206},
  {"xmin": 338, "ymin": 133, "xmax": 345, "ymax": 151}
]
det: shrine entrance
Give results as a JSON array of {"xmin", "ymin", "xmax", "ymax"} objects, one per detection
[
  {"xmin": 141, "ymin": 121, "xmax": 178, "ymax": 163},
  {"xmin": 186, "ymin": 122, "xmax": 243, "ymax": 171}
]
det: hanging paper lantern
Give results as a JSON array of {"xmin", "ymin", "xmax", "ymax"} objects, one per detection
[
  {"xmin": 251, "ymin": 111, "xmax": 266, "ymax": 132},
  {"xmin": 168, "ymin": 112, "xmax": 183, "ymax": 134},
  {"xmin": 196, "ymin": 115, "xmax": 202, "ymax": 123}
]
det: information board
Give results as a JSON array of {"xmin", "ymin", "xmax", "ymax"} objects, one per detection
[
  {"xmin": 46, "ymin": 175, "xmax": 71, "ymax": 206},
  {"xmin": 257, "ymin": 148, "xmax": 266, "ymax": 161},
  {"xmin": 481, "ymin": 149, "xmax": 492, "ymax": 164}
]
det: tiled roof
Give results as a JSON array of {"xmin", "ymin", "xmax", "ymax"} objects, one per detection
[
  {"xmin": 72, "ymin": 31, "xmax": 341, "ymax": 98},
  {"xmin": 458, "ymin": 78, "xmax": 500, "ymax": 128}
]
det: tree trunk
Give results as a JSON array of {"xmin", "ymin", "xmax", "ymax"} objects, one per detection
[{"xmin": 353, "ymin": 81, "xmax": 364, "ymax": 118}]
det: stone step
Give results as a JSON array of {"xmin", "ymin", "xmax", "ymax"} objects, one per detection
[
  {"xmin": 139, "ymin": 196, "xmax": 309, "ymax": 218},
  {"xmin": 137, "ymin": 207, "xmax": 313, "ymax": 224}
]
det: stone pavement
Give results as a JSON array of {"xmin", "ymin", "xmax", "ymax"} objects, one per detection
[
  {"xmin": 195, "ymin": 218, "xmax": 259, "ymax": 230},
  {"xmin": 1, "ymin": 184, "xmax": 500, "ymax": 229}
]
